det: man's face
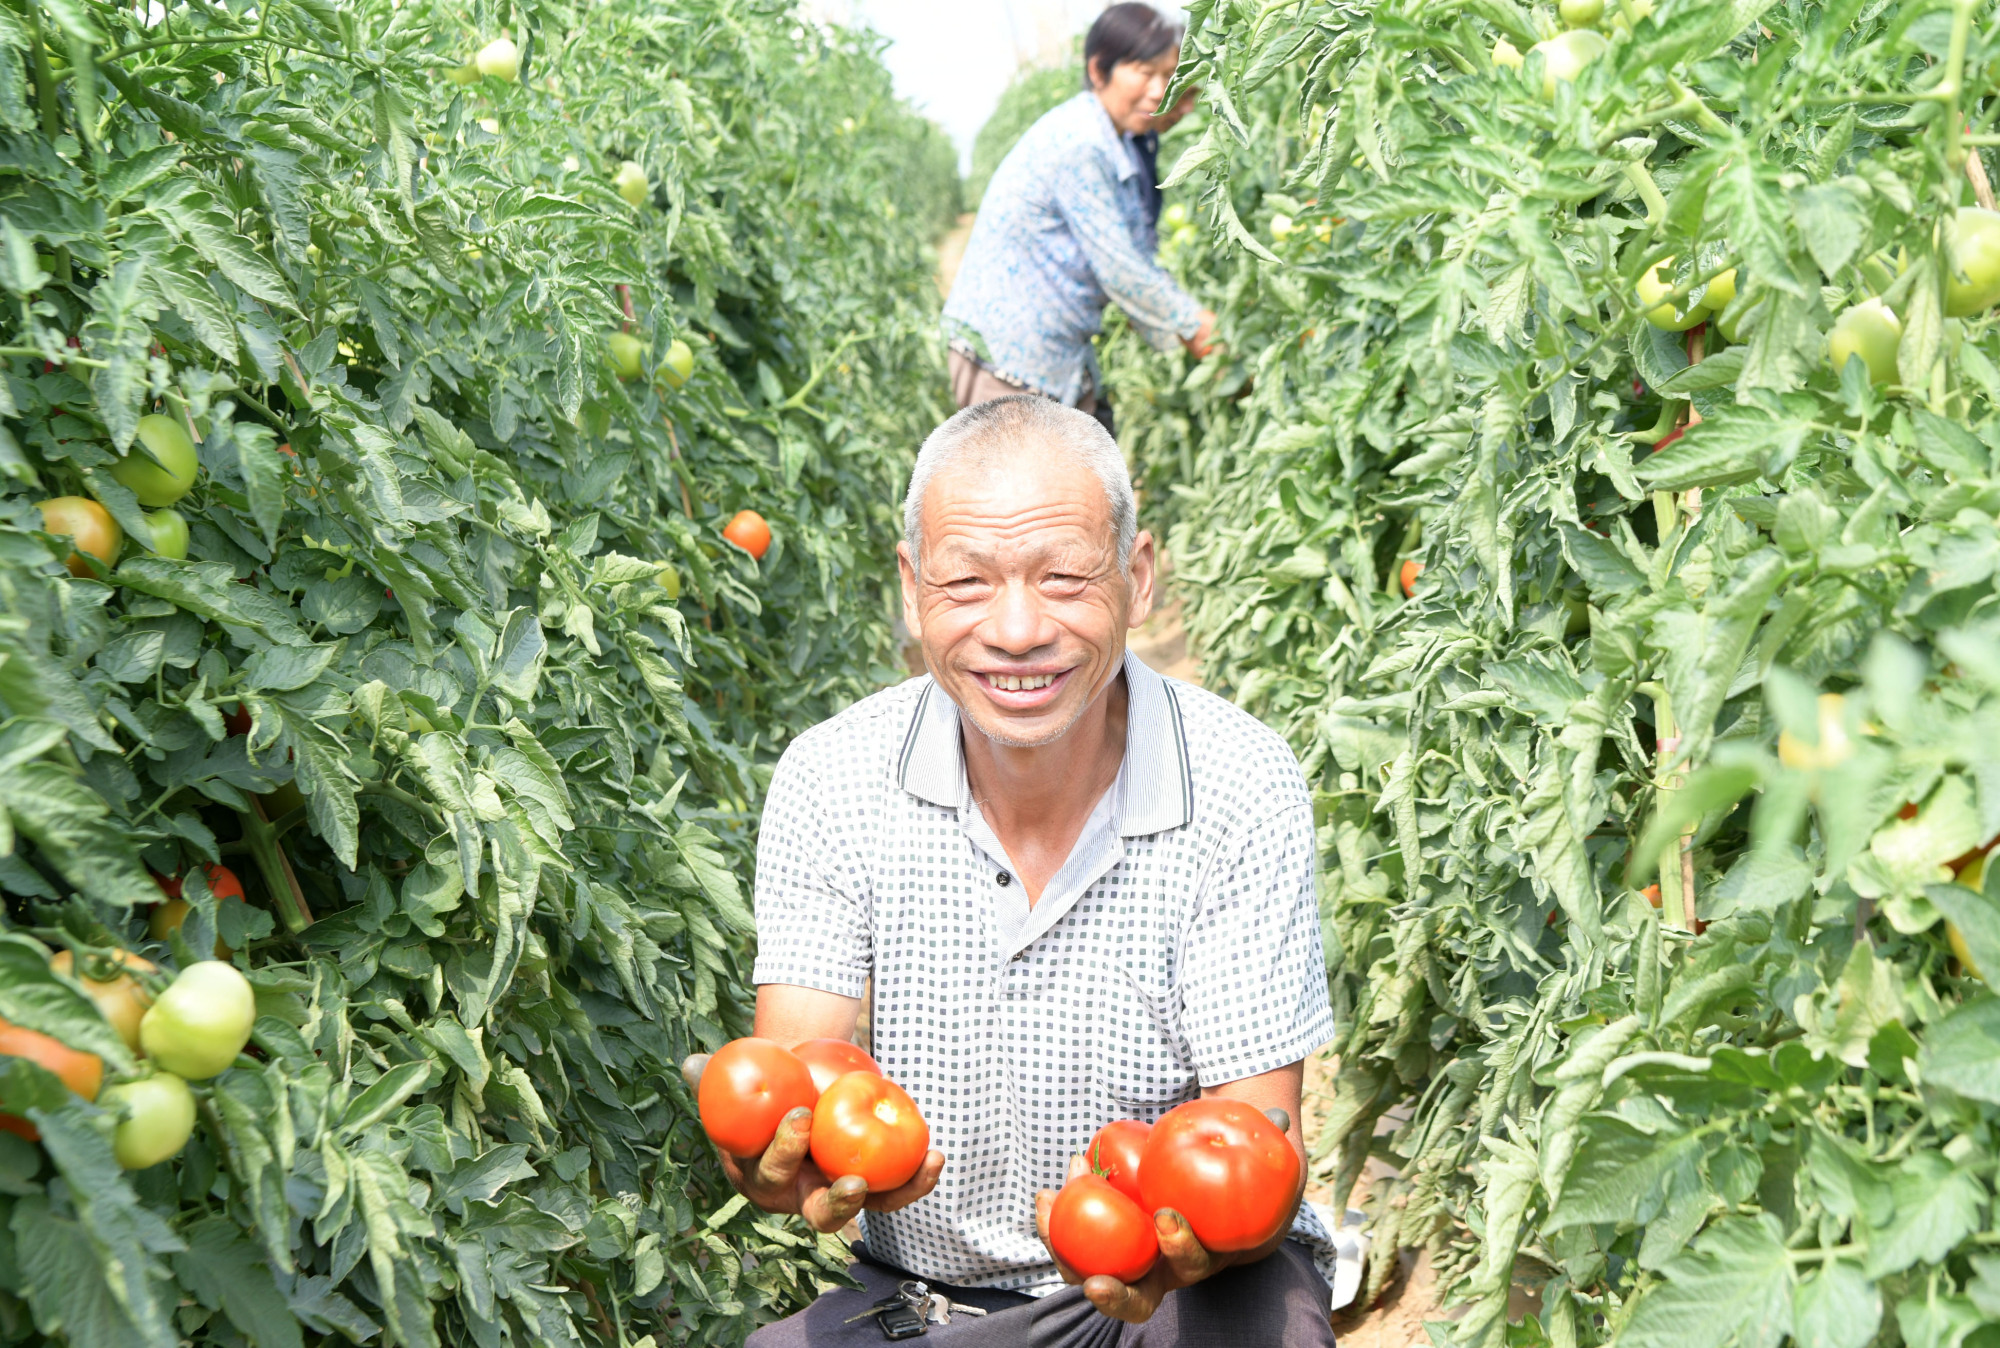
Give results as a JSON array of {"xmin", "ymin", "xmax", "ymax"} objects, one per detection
[{"xmin": 899, "ymin": 453, "xmax": 1154, "ymax": 749}]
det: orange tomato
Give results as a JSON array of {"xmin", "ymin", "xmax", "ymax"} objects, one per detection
[
  {"xmin": 792, "ymin": 1038, "xmax": 881, "ymax": 1094},
  {"xmin": 50, "ymin": 949, "xmax": 155, "ymax": 1052},
  {"xmin": 1400, "ymin": 559, "xmax": 1424, "ymax": 598},
  {"xmin": 809, "ymin": 1071, "xmax": 929, "ymax": 1192},
  {"xmin": 697, "ymin": 1037, "xmax": 819, "ymax": 1158},
  {"xmin": 0, "ymin": 1016, "xmax": 104, "ymax": 1141},
  {"xmin": 722, "ymin": 510, "xmax": 772, "ymax": 560},
  {"xmin": 37, "ymin": 497, "xmax": 122, "ymax": 577}
]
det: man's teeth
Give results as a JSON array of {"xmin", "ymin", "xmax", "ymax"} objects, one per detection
[{"xmin": 992, "ymin": 673, "xmax": 1056, "ymax": 691}]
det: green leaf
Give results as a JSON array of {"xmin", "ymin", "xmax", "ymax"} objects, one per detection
[
  {"xmin": 1863, "ymin": 1153, "xmax": 1984, "ymax": 1277},
  {"xmin": 1792, "ymin": 1259, "xmax": 1880, "ymax": 1348},
  {"xmin": 1917, "ymin": 995, "xmax": 2000, "ymax": 1104},
  {"xmin": 169, "ymin": 1219, "xmax": 302, "ymax": 1348},
  {"xmin": 1619, "ymin": 1215, "xmax": 1793, "ymax": 1348},
  {"xmin": 1546, "ymin": 1115, "xmax": 1704, "ymax": 1229}
]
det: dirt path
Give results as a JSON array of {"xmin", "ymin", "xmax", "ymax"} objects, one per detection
[{"xmin": 936, "ymin": 212, "xmax": 975, "ymax": 298}]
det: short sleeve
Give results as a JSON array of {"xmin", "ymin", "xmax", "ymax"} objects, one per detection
[
  {"xmin": 750, "ymin": 743, "xmax": 872, "ymax": 998},
  {"xmin": 1178, "ymin": 799, "xmax": 1335, "ymax": 1086}
]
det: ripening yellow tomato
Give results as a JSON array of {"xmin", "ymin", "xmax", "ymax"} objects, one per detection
[
  {"xmin": 37, "ymin": 497, "xmax": 121, "ymax": 577},
  {"xmin": 1776, "ymin": 692, "xmax": 1855, "ymax": 771}
]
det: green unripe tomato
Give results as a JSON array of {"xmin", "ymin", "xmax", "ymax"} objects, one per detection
[
  {"xmin": 614, "ymin": 160, "xmax": 650, "ymax": 208},
  {"xmin": 446, "ymin": 62, "xmax": 479, "ymax": 85},
  {"xmin": 475, "ymin": 36, "xmax": 519, "ymax": 81},
  {"xmin": 1636, "ymin": 259, "xmax": 1710, "ymax": 332},
  {"xmin": 662, "ymin": 338, "xmax": 695, "ymax": 389},
  {"xmin": 1944, "ymin": 207, "xmax": 2000, "ymax": 317},
  {"xmin": 1269, "ymin": 212, "xmax": 1295, "ymax": 241},
  {"xmin": 609, "ymin": 331, "xmax": 647, "ymax": 381},
  {"xmin": 1560, "ymin": 0, "xmax": 1605, "ymax": 27},
  {"xmin": 656, "ymin": 564, "xmax": 682, "ymax": 600},
  {"xmin": 1493, "ymin": 37, "xmax": 1525, "ymax": 68},
  {"xmin": 1703, "ymin": 268, "xmax": 1736, "ymax": 311},
  {"xmin": 142, "ymin": 508, "xmax": 189, "ymax": 560},
  {"xmin": 1164, "ymin": 202, "xmax": 1188, "ymax": 227},
  {"xmin": 103, "ymin": 1073, "xmax": 196, "ymax": 1169},
  {"xmin": 1828, "ymin": 297, "xmax": 1902, "ymax": 385},
  {"xmin": 138, "ymin": 961, "xmax": 256, "ymax": 1081},
  {"xmin": 1531, "ymin": 29, "xmax": 1607, "ymax": 98},
  {"xmin": 110, "ymin": 414, "xmax": 199, "ymax": 507}
]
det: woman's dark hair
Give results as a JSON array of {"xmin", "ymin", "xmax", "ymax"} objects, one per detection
[{"xmin": 1084, "ymin": 3, "xmax": 1184, "ymax": 88}]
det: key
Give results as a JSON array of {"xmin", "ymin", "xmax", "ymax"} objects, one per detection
[
  {"xmin": 925, "ymin": 1294, "xmax": 951, "ymax": 1325},
  {"xmin": 947, "ymin": 1303, "xmax": 989, "ymax": 1318},
  {"xmin": 842, "ymin": 1295, "xmax": 907, "ymax": 1325}
]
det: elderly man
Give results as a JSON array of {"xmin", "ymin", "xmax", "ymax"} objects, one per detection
[{"xmin": 714, "ymin": 397, "xmax": 1339, "ymax": 1346}]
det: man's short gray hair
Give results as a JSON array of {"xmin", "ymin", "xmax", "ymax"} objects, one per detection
[{"xmin": 903, "ymin": 396, "xmax": 1137, "ymax": 579}]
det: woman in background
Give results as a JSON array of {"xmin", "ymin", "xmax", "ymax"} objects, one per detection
[{"xmin": 942, "ymin": 3, "xmax": 1216, "ymax": 435}]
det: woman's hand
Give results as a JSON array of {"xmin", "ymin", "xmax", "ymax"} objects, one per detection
[
  {"xmin": 1183, "ymin": 310, "xmax": 1218, "ymax": 360},
  {"xmin": 683, "ymin": 1055, "xmax": 946, "ymax": 1232}
]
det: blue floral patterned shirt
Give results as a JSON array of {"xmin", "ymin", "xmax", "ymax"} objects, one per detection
[{"xmin": 944, "ymin": 92, "xmax": 1205, "ymax": 406}]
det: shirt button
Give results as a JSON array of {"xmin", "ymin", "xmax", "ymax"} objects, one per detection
[{"xmin": 996, "ymin": 871, "xmax": 1012, "ymax": 887}]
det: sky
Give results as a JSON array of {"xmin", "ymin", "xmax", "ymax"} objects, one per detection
[{"xmin": 805, "ymin": 1, "xmax": 1186, "ymax": 173}]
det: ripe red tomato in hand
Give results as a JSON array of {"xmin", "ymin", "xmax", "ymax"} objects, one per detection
[
  {"xmin": 698, "ymin": 1038, "xmax": 819, "ymax": 1157},
  {"xmin": 1049, "ymin": 1174, "xmax": 1159, "ymax": 1283},
  {"xmin": 792, "ymin": 1038, "xmax": 881, "ymax": 1094},
  {"xmin": 722, "ymin": 510, "xmax": 772, "ymax": 560},
  {"xmin": 1088, "ymin": 1119, "xmax": 1151, "ymax": 1204},
  {"xmin": 810, "ymin": 1071, "xmax": 929, "ymax": 1191},
  {"xmin": 1139, "ymin": 1098, "xmax": 1300, "ymax": 1253}
]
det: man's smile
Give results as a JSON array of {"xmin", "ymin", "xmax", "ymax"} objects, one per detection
[{"xmin": 973, "ymin": 668, "xmax": 1075, "ymax": 707}]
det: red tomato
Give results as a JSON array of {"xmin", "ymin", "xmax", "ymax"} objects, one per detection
[
  {"xmin": 810, "ymin": 1071, "xmax": 928, "ymax": 1191},
  {"xmin": 0, "ymin": 1016, "xmax": 104, "ymax": 1142},
  {"xmin": 1088, "ymin": 1119, "xmax": 1151, "ymax": 1204},
  {"xmin": 1139, "ymin": 1098, "xmax": 1300, "ymax": 1253},
  {"xmin": 697, "ymin": 1038, "xmax": 817, "ymax": 1157},
  {"xmin": 792, "ymin": 1038, "xmax": 881, "ymax": 1094},
  {"xmin": 722, "ymin": 510, "xmax": 772, "ymax": 560},
  {"xmin": 1399, "ymin": 559, "xmax": 1423, "ymax": 598},
  {"xmin": 1048, "ymin": 1174, "xmax": 1158, "ymax": 1283}
]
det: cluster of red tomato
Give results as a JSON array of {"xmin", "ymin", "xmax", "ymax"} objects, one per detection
[
  {"xmin": 1047, "ymin": 1100, "xmax": 1301, "ymax": 1284},
  {"xmin": 696, "ymin": 1036, "xmax": 930, "ymax": 1191},
  {"xmin": 2, "ymin": 880, "xmax": 259, "ymax": 1170}
]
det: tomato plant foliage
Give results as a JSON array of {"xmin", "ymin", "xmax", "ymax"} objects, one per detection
[
  {"xmin": 1103, "ymin": 0, "xmax": 2000, "ymax": 1340},
  {"xmin": 0, "ymin": 0, "xmax": 952, "ymax": 1343}
]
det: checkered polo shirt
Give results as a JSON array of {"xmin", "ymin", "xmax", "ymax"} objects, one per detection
[{"xmin": 751, "ymin": 652, "xmax": 1339, "ymax": 1295}]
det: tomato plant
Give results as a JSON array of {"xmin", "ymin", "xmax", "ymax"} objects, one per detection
[
  {"xmin": 100, "ymin": 1073, "xmax": 196, "ymax": 1170},
  {"xmin": 0, "ymin": 1015, "xmax": 103, "ymax": 1142},
  {"xmin": 137, "ymin": 961, "xmax": 255, "ymax": 1082},
  {"xmin": 808, "ymin": 1071, "xmax": 929, "ymax": 1192},
  {"xmin": 697, "ymin": 1037, "xmax": 819, "ymax": 1157},
  {"xmin": 48, "ymin": 948, "xmax": 153, "ymax": 1053},
  {"xmin": 1047, "ymin": 1174, "xmax": 1158, "ymax": 1283},
  {"xmin": 106, "ymin": 415, "xmax": 198, "ymax": 508},
  {"xmin": 33, "ymin": 496, "xmax": 118, "ymax": 576},
  {"xmin": 1087, "ymin": 1118, "xmax": 1150, "ymax": 1204},
  {"xmin": 792, "ymin": 1037, "xmax": 881, "ymax": 1094},
  {"xmin": 0, "ymin": 0, "xmax": 958, "ymax": 1339},
  {"xmin": 1090, "ymin": 0, "xmax": 2000, "ymax": 1332},
  {"xmin": 723, "ymin": 509, "xmax": 774, "ymax": 560},
  {"xmin": 1136, "ymin": 1099, "xmax": 1298, "ymax": 1254}
]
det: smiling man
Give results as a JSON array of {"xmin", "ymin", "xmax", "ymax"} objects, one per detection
[{"xmin": 726, "ymin": 397, "xmax": 1340, "ymax": 1345}]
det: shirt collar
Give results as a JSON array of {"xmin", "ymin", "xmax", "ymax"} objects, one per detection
[
  {"xmin": 896, "ymin": 650, "xmax": 1193, "ymax": 837},
  {"xmin": 1076, "ymin": 91, "xmax": 1142, "ymax": 184}
]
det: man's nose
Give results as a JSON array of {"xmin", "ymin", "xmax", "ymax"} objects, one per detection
[{"xmin": 983, "ymin": 580, "xmax": 1052, "ymax": 654}]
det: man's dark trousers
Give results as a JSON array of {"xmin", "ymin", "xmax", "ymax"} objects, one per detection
[{"xmin": 745, "ymin": 1241, "xmax": 1338, "ymax": 1347}]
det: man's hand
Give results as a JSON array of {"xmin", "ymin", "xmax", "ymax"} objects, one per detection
[
  {"xmin": 1182, "ymin": 310, "xmax": 1218, "ymax": 361},
  {"xmin": 1034, "ymin": 1107, "xmax": 1296, "ymax": 1323},
  {"xmin": 683, "ymin": 1055, "xmax": 945, "ymax": 1233}
]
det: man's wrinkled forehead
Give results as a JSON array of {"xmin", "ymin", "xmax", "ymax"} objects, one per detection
[{"xmin": 917, "ymin": 454, "xmax": 1116, "ymax": 564}]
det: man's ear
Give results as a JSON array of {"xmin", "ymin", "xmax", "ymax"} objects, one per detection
[
  {"xmin": 897, "ymin": 542, "xmax": 922, "ymax": 641},
  {"xmin": 1125, "ymin": 530, "xmax": 1157, "ymax": 632}
]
